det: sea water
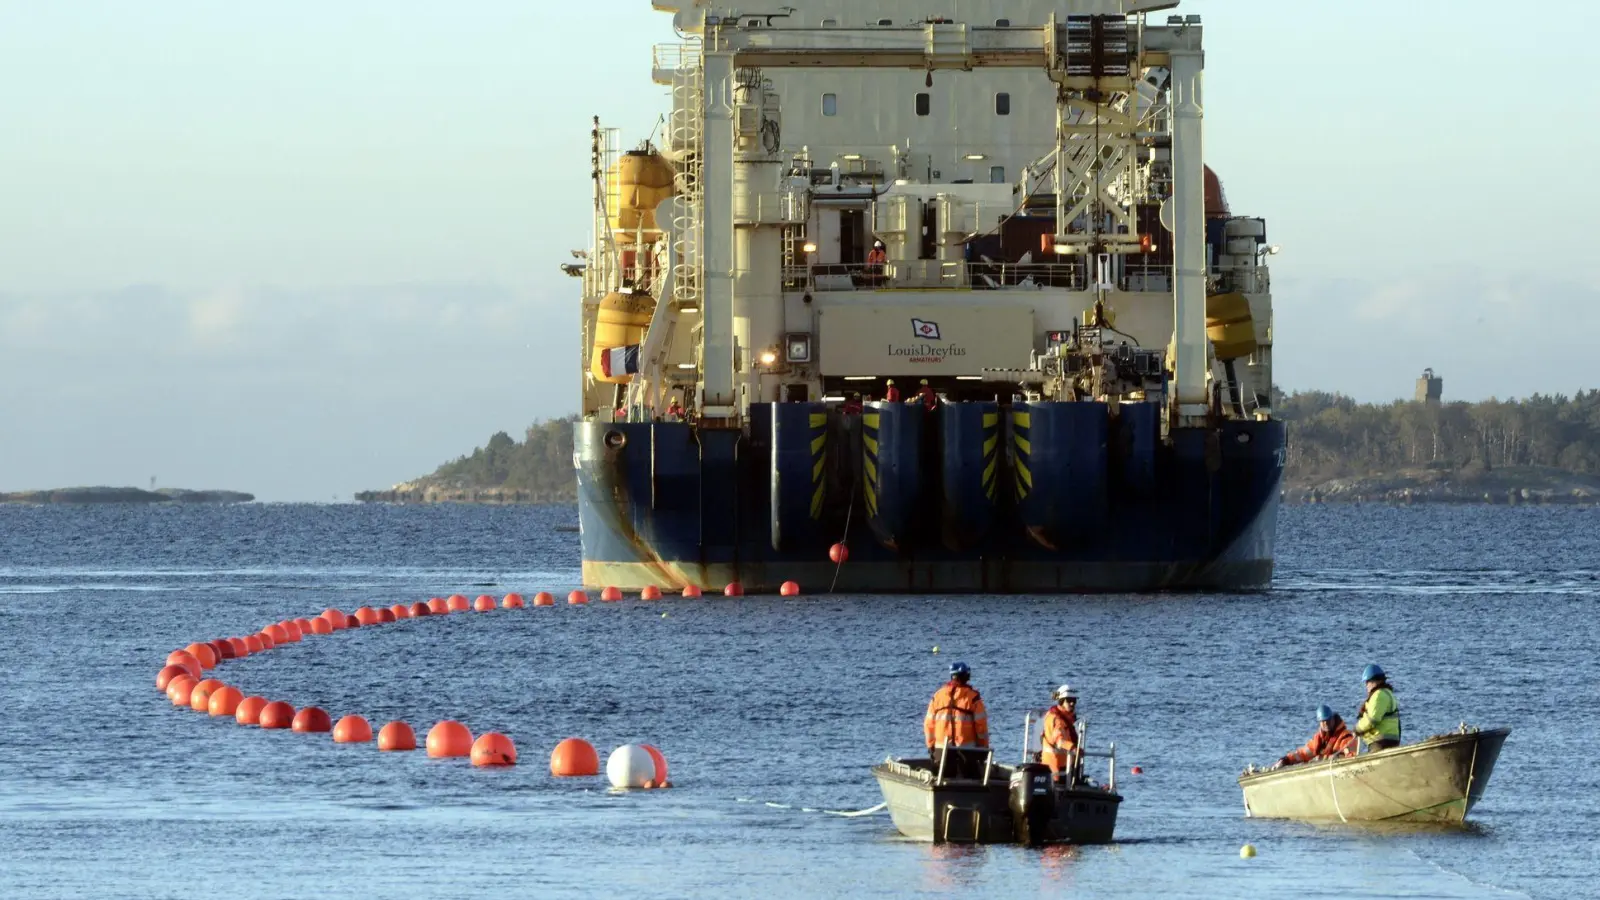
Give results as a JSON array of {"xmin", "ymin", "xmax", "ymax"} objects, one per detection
[{"xmin": 0, "ymin": 504, "xmax": 1594, "ymax": 899}]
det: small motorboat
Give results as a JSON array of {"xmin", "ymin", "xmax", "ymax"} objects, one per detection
[
  {"xmin": 1238, "ymin": 724, "xmax": 1509, "ymax": 824},
  {"xmin": 872, "ymin": 712, "xmax": 1122, "ymax": 845}
]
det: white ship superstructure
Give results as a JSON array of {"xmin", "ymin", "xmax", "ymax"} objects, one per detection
[{"xmin": 576, "ymin": 0, "xmax": 1275, "ymax": 429}]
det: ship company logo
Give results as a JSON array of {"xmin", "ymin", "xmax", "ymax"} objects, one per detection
[{"xmin": 889, "ymin": 318, "xmax": 965, "ymax": 364}]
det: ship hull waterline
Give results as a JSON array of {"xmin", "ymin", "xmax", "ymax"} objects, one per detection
[
  {"xmin": 575, "ymin": 403, "xmax": 1285, "ymax": 594},
  {"xmin": 1238, "ymin": 728, "xmax": 1510, "ymax": 825}
]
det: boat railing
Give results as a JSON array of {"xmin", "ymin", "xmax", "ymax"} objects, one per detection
[{"xmin": 781, "ymin": 261, "xmax": 1088, "ymax": 292}]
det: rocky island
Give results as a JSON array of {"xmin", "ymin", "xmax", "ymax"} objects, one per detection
[{"xmin": 0, "ymin": 487, "xmax": 255, "ymax": 504}]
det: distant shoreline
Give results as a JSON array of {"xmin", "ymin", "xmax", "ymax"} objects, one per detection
[{"xmin": 0, "ymin": 487, "xmax": 255, "ymax": 505}]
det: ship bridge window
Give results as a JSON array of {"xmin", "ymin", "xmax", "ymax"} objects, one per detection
[
  {"xmin": 822, "ymin": 93, "xmax": 837, "ymax": 116},
  {"xmin": 996, "ymin": 92, "xmax": 1011, "ymax": 115},
  {"xmin": 821, "ymin": 17, "xmax": 838, "ymax": 27},
  {"xmin": 996, "ymin": 18, "xmax": 1012, "ymax": 27},
  {"xmin": 877, "ymin": 18, "xmax": 893, "ymax": 26},
  {"xmin": 915, "ymin": 92, "xmax": 930, "ymax": 116},
  {"xmin": 990, "ymin": 166, "xmax": 1006, "ymax": 184}
]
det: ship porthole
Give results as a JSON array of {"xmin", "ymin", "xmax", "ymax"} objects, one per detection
[{"xmin": 604, "ymin": 430, "xmax": 627, "ymax": 450}]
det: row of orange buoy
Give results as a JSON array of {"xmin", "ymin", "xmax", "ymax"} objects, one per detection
[{"xmin": 155, "ymin": 597, "xmax": 670, "ymax": 782}]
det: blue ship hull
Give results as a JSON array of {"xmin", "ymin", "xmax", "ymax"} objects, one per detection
[{"xmin": 576, "ymin": 402, "xmax": 1284, "ymax": 593}]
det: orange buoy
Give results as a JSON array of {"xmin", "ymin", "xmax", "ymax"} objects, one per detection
[
  {"xmin": 640, "ymin": 585, "xmax": 662, "ymax": 601},
  {"xmin": 377, "ymin": 607, "xmax": 396, "ymax": 623},
  {"xmin": 641, "ymin": 744, "xmax": 670, "ymax": 784},
  {"xmin": 265, "ymin": 623, "xmax": 290, "ymax": 644},
  {"xmin": 471, "ymin": 732, "xmax": 518, "ymax": 767},
  {"xmin": 377, "ymin": 721, "xmax": 417, "ymax": 751},
  {"xmin": 473, "ymin": 595, "xmax": 496, "ymax": 612},
  {"xmin": 166, "ymin": 675, "xmax": 199, "ymax": 706},
  {"xmin": 207, "ymin": 640, "xmax": 229, "ymax": 662},
  {"xmin": 568, "ymin": 590, "xmax": 590, "ymax": 605},
  {"xmin": 409, "ymin": 601, "xmax": 432, "ymax": 617},
  {"xmin": 600, "ymin": 586, "xmax": 623, "ymax": 602},
  {"xmin": 164, "ymin": 653, "xmax": 203, "ymax": 680},
  {"xmin": 723, "ymin": 582, "xmax": 744, "ymax": 597},
  {"xmin": 533, "ymin": 592, "xmax": 555, "ymax": 607},
  {"xmin": 184, "ymin": 642, "xmax": 219, "ymax": 670},
  {"xmin": 215, "ymin": 639, "xmax": 238, "ymax": 661},
  {"xmin": 156, "ymin": 664, "xmax": 191, "ymax": 691},
  {"xmin": 829, "ymin": 542, "xmax": 849, "ymax": 564},
  {"xmin": 780, "ymin": 581, "xmax": 801, "ymax": 597},
  {"xmin": 242, "ymin": 634, "xmax": 265, "ymax": 654},
  {"xmin": 682, "ymin": 585, "xmax": 702, "ymax": 599},
  {"xmin": 502, "ymin": 593, "xmax": 525, "ymax": 609},
  {"xmin": 294, "ymin": 617, "xmax": 315, "ymax": 634},
  {"xmin": 321, "ymin": 609, "xmax": 347, "ymax": 630},
  {"xmin": 1131, "ymin": 765, "xmax": 1144, "ymax": 775},
  {"xmin": 256, "ymin": 631, "xmax": 277, "ymax": 651},
  {"xmin": 343, "ymin": 613, "xmax": 360, "ymax": 629},
  {"xmin": 280, "ymin": 620, "xmax": 303, "ymax": 641},
  {"xmin": 309, "ymin": 617, "xmax": 334, "ymax": 636},
  {"xmin": 225, "ymin": 637, "xmax": 250, "ymax": 658},
  {"xmin": 235, "ymin": 695, "xmax": 268, "ymax": 726},
  {"xmin": 208, "ymin": 685, "xmax": 243, "ymax": 717},
  {"xmin": 550, "ymin": 738, "xmax": 601, "ymax": 776},
  {"xmin": 291, "ymin": 706, "xmax": 332, "ymax": 733},
  {"xmin": 355, "ymin": 606, "xmax": 381, "ymax": 626},
  {"xmin": 189, "ymin": 678, "xmax": 225, "ymax": 711},
  {"xmin": 390, "ymin": 603, "xmax": 412, "ymax": 620},
  {"xmin": 332, "ymin": 715, "xmax": 372, "ymax": 743},
  {"xmin": 447, "ymin": 594, "xmax": 470, "ymax": 613},
  {"xmin": 427, "ymin": 597, "xmax": 449, "ymax": 614},
  {"xmin": 258, "ymin": 701, "xmax": 295, "ymax": 730},
  {"xmin": 426, "ymin": 721, "xmax": 474, "ymax": 758}
]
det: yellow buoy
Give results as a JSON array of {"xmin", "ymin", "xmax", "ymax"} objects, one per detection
[
  {"xmin": 932, "ymin": 645, "xmax": 939, "ymax": 654},
  {"xmin": 1240, "ymin": 843, "xmax": 1256, "ymax": 859},
  {"xmin": 607, "ymin": 150, "xmax": 675, "ymax": 245},
  {"xmin": 589, "ymin": 290, "xmax": 657, "ymax": 384}
]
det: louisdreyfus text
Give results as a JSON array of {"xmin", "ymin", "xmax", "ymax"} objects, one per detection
[{"xmin": 887, "ymin": 343, "xmax": 968, "ymax": 363}]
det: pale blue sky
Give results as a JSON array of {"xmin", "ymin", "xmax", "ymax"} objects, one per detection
[{"xmin": 1, "ymin": 1, "xmax": 1596, "ymax": 500}]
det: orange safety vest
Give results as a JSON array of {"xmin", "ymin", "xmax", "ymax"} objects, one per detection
[
  {"xmin": 1283, "ymin": 721, "xmax": 1358, "ymax": 765},
  {"xmin": 867, "ymin": 248, "xmax": 887, "ymax": 268},
  {"xmin": 924, "ymin": 681, "xmax": 989, "ymax": 750},
  {"xmin": 1041, "ymin": 706, "xmax": 1078, "ymax": 773}
]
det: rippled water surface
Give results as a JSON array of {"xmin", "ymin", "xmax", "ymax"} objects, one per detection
[{"xmin": 1, "ymin": 504, "xmax": 1595, "ymax": 899}]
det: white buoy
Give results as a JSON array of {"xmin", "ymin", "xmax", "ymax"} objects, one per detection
[{"xmin": 607, "ymin": 744, "xmax": 656, "ymax": 788}]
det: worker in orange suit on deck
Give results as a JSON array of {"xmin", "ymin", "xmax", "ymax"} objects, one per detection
[
  {"xmin": 925, "ymin": 662, "xmax": 988, "ymax": 778},
  {"xmin": 916, "ymin": 378, "xmax": 938, "ymax": 410},
  {"xmin": 883, "ymin": 379, "xmax": 901, "ymax": 402},
  {"xmin": 1041, "ymin": 684, "xmax": 1080, "ymax": 778}
]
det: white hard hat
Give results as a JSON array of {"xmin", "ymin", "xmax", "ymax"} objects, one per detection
[{"xmin": 1054, "ymin": 684, "xmax": 1078, "ymax": 701}]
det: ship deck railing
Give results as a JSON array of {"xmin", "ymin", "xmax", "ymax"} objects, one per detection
[{"xmin": 782, "ymin": 261, "xmax": 1174, "ymax": 293}]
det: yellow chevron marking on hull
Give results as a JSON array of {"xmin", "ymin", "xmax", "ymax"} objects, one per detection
[
  {"xmin": 983, "ymin": 412, "xmax": 998, "ymax": 428},
  {"xmin": 1013, "ymin": 411, "xmax": 1031, "ymax": 428},
  {"xmin": 983, "ymin": 435, "xmax": 998, "ymax": 456},
  {"xmin": 811, "ymin": 434, "xmax": 827, "ymax": 455},
  {"xmin": 1017, "ymin": 463, "xmax": 1033, "ymax": 490},
  {"xmin": 809, "ymin": 413, "xmax": 827, "ymax": 428},
  {"xmin": 863, "ymin": 414, "xmax": 880, "ymax": 429},
  {"xmin": 863, "ymin": 434, "xmax": 879, "ymax": 455},
  {"xmin": 1015, "ymin": 435, "xmax": 1031, "ymax": 455}
]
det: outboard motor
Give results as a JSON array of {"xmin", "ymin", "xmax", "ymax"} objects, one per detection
[{"xmin": 1008, "ymin": 763, "xmax": 1055, "ymax": 846}]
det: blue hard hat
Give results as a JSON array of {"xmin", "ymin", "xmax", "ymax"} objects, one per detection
[
  {"xmin": 1316, "ymin": 705, "xmax": 1335, "ymax": 722},
  {"xmin": 1362, "ymin": 664, "xmax": 1386, "ymax": 682},
  {"xmin": 949, "ymin": 661, "xmax": 970, "ymax": 677}
]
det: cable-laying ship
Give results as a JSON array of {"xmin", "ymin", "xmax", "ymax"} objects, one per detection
[{"xmin": 569, "ymin": 0, "xmax": 1285, "ymax": 592}]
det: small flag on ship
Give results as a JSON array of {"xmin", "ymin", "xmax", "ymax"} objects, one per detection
[
  {"xmin": 600, "ymin": 345, "xmax": 640, "ymax": 378},
  {"xmin": 910, "ymin": 318, "xmax": 941, "ymax": 340}
]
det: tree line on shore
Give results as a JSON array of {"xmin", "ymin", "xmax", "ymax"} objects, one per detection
[
  {"xmin": 1278, "ymin": 389, "xmax": 1600, "ymax": 482},
  {"xmin": 375, "ymin": 389, "xmax": 1600, "ymax": 501}
]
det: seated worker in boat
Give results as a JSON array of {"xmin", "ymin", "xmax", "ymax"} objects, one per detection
[
  {"xmin": 1272, "ymin": 705, "xmax": 1357, "ymax": 769},
  {"xmin": 1041, "ymin": 684, "xmax": 1079, "ymax": 778},
  {"xmin": 1355, "ymin": 664, "xmax": 1402, "ymax": 751},
  {"xmin": 925, "ymin": 661, "xmax": 989, "ymax": 778}
]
